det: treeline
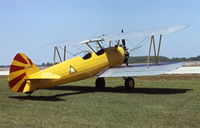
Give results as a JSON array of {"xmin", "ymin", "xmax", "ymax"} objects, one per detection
[
  {"xmin": 128, "ymin": 55, "xmax": 200, "ymax": 63},
  {"xmin": 41, "ymin": 55, "xmax": 200, "ymax": 66},
  {"xmin": 41, "ymin": 62, "xmax": 53, "ymax": 66},
  {"xmin": 1, "ymin": 55, "xmax": 200, "ymax": 67}
]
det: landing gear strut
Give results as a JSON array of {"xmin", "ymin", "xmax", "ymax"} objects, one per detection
[
  {"xmin": 95, "ymin": 78, "xmax": 105, "ymax": 89},
  {"xmin": 124, "ymin": 77, "xmax": 135, "ymax": 89}
]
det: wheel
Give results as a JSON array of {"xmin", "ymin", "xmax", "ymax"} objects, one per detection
[
  {"xmin": 124, "ymin": 77, "xmax": 135, "ymax": 89},
  {"xmin": 95, "ymin": 78, "xmax": 105, "ymax": 89}
]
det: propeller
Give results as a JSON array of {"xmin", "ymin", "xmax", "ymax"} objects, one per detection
[{"xmin": 121, "ymin": 29, "xmax": 129, "ymax": 66}]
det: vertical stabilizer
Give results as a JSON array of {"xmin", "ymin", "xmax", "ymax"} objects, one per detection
[{"xmin": 8, "ymin": 53, "xmax": 40, "ymax": 92}]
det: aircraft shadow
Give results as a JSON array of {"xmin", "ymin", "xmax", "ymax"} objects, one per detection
[
  {"xmin": 47, "ymin": 85, "xmax": 192, "ymax": 95},
  {"xmin": 9, "ymin": 85, "xmax": 192, "ymax": 102},
  {"xmin": 9, "ymin": 95, "xmax": 65, "ymax": 102}
]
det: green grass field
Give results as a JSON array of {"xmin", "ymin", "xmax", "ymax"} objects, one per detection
[{"xmin": 0, "ymin": 75, "xmax": 200, "ymax": 128}]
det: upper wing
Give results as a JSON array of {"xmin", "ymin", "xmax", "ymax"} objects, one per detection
[
  {"xmin": 81, "ymin": 24, "xmax": 189, "ymax": 44},
  {"xmin": 96, "ymin": 62, "xmax": 182, "ymax": 77}
]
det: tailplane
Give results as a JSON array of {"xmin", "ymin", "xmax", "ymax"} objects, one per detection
[{"xmin": 8, "ymin": 53, "xmax": 40, "ymax": 92}]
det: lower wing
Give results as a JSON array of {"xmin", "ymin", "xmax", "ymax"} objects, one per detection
[{"xmin": 97, "ymin": 62, "xmax": 182, "ymax": 77}]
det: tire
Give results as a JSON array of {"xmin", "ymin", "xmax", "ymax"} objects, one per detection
[
  {"xmin": 95, "ymin": 78, "xmax": 105, "ymax": 89},
  {"xmin": 124, "ymin": 77, "xmax": 135, "ymax": 89}
]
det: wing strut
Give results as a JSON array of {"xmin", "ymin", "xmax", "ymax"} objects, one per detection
[
  {"xmin": 147, "ymin": 34, "xmax": 162, "ymax": 65},
  {"xmin": 53, "ymin": 46, "xmax": 63, "ymax": 64},
  {"xmin": 53, "ymin": 46, "xmax": 67, "ymax": 65}
]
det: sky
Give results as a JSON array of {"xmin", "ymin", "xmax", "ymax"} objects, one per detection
[{"xmin": 0, "ymin": 0, "xmax": 200, "ymax": 65}]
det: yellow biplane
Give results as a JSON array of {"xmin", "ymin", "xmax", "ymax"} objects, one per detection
[{"xmin": 8, "ymin": 25, "xmax": 188, "ymax": 95}]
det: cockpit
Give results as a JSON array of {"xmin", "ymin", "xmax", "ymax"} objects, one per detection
[{"xmin": 82, "ymin": 40, "xmax": 105, "ymax": 60}]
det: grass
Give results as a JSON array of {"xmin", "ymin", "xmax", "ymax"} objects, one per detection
[{"xmin": 0, "ymin": 75, "xmax": 200, "ymax": 128}]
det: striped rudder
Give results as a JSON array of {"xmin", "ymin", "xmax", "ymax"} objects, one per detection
[{"xmin": 8, "ymin": 53, "xmax": 40, "ymax": 92}]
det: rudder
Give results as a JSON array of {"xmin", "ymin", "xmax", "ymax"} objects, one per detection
[{"xmin": 8, "ymin": 53, "xmax": 40, "ymax": 92}]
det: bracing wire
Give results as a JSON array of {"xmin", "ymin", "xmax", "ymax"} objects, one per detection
[{"xmin": 128, "ymin": 36, "xmax": 149, "ymax": 54}]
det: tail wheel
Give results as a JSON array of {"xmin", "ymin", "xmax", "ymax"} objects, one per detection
[
  {"xmin": 124, "ymin": 77, "xmax": 135, "ymax": 89},
  {"xmin": 25, "ymin": 91, "xmax": 33, "ymax": 96},
  {"xmin": 95, "ymin": 78, "xmax": 105, "ymax": 89}
]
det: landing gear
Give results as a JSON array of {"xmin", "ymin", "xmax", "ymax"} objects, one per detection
[
  {"xmin": 124, "ymin": 77, "xmax": 135, "ymax": 89},
  {"xmin": 95, "ymin": 78, "xmax": 105, "ymax": 89}
]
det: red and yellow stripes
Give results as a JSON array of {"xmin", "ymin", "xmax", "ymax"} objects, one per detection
[{"xmin": 8, "ymin": 53, "xmax": 40, "ymax": 92}]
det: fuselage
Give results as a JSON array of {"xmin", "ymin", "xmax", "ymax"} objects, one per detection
[{"xmin": 26, "ymin": 46, "xmax": 125, "ymax": 91}]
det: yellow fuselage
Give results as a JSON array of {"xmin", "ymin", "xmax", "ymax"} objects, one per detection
[{"xmin": 26, "ymin": 46, "xmax": 125, "ymax": 91}]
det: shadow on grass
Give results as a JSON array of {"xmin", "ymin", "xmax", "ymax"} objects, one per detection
[
  {"xmin": 9, "ymin": 95, "xmax": 65, "ymax": 102},
  {"xmin": 49, "ymin": 85, "xmax": 192, "ymax": 94},
  {"xmin": 9, "ymin": 85, "xmax": 192, "ymax": 102}
]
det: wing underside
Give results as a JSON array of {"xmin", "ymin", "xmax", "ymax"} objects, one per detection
[{"xmin": 97, "ymin": 62, "xmax": 182, "ymax": 77}]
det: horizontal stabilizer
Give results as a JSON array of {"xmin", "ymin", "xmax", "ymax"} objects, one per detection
[
  {"xmin": 97, "ymin": 62, "xmax": 182, "ymax": 77},
  {"xmin": 28, "ymin": 72, "xmax": 61, "ymax": 80}
]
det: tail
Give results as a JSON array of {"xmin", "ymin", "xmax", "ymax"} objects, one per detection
[{"xmin": 8, "ymin": 53, "xmax": 40, "ymax": 93}]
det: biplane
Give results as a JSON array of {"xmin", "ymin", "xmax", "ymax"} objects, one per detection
[{"xmin": 8, "ymin": 25, "xmax": 188, "ymax": 95}]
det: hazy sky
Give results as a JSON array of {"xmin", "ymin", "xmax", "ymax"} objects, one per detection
[{"xmin": 0, "ymin": 0, "xmax": 199, "ymax": 65}]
